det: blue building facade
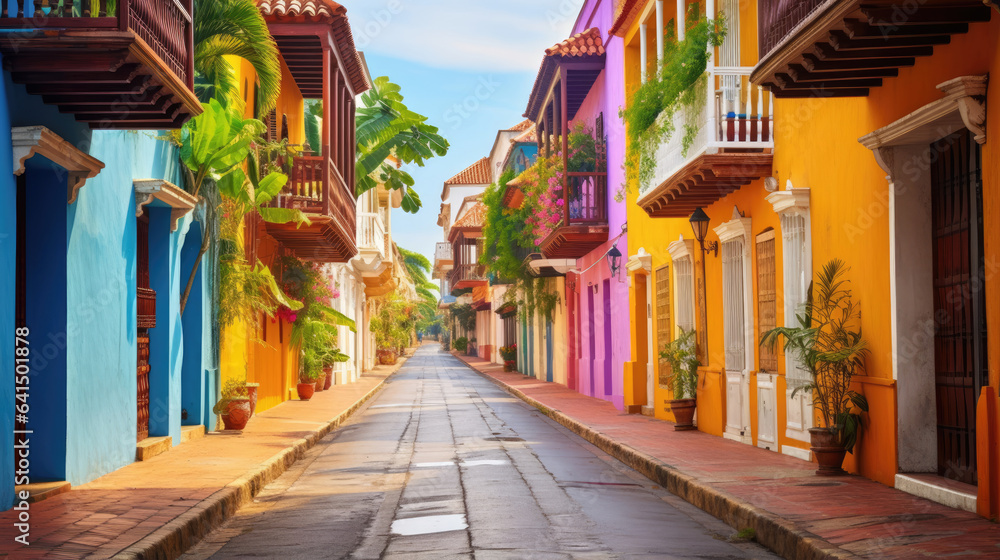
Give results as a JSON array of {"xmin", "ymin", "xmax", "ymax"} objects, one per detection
[{"xmin": 0, "ymin": 58, "xmax": 214, "ymax": 509}]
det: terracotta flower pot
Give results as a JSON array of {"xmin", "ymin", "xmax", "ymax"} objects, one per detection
[
  {"xmin": 809, "ymin": 427, "xmax": 847, "ymax": 476},
  {"xmin": 378, "ymin": 351, "xmax": 396, "ymax": 365},
  {"xmin": 315, "ymin": 373, "xmax": 327, "ymax": 392},
  {"xmin": 297, "ymin": 382, "xmax": 315, "ymax": 401},
  {"xmin": 245, "ymin": 383, "xmax": 259, "ymax": 419},
  {"xmin": 670, "ymin": 398, "xmax": 697, "ymax": 431},
  {"xmin": 221, "ymin": 398, "xmax": 251, "ymax": 430},
  {"xmin": 324, "ymin": 367, "xmax": 334, "ymax": 390}
]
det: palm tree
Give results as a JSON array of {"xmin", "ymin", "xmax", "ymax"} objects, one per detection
[
  {"xmin": 356, "ymin": 77, "xmax": 450, "ymax": 213},
  {"xmin": 398, "ymin": 246, "xmax": 442, "ymax": 333},
  {"xmin": 193, "ymin": 0, "xmax": 281, "ymax": 116}
]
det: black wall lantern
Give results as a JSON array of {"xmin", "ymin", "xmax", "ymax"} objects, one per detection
[
  {"xmin": 689, "ymin": 208, "xmax": 718, "ymax": 257},
  {"xmin": 606, "ymin": 244, "xmax": 623, "ymax": 277}
]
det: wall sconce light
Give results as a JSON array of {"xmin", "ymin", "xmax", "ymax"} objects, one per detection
[
  {"xmin": 606, "ymin": 244, "xmax": 623, "ymax": 278},
  {"xmin": 689, "ymin": 208, "xmax": 718, "ymax": 258}
]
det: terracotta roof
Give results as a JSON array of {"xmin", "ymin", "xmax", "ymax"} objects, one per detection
[
  {"xmin": 506, "ymin": 119, "xmax": 533, "ymax": 132},
  {"xmin": 258, "ymin": 0, "xmax": 341, "ymax": 20},
  {"xmin": 544, "ymin": 27, "xmax": 606, "ymax": 57},
  {"xmin": 452, "ymin": 202, "xmax": 486, "ymax": 230},
  {"xmin": 609, "ymin": 0, "xmax": 645, "ymax": 37},
  {"xmin": 524, "ymin": 28, "xmax": 606, "ymax": 121},
  {"xmin": 512, "ymin": 124, "xmax": 537, "ymax": 145},
  {"xmin": 257, "ymin": 0, "xmax": 371, "ymax": 94},
  {"xmin": 444, "ymin": 157, "xmax": 491, "ymax": 185}
]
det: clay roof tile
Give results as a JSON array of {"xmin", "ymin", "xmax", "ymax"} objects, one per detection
[{"xmin": 444, "ymin": 157, "xmax": 492, "ymax": 185}]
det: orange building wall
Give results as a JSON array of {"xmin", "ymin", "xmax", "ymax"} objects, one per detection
[{"xmin": 222, "ymin": 54, "xmax": 309, "ymax": 412}]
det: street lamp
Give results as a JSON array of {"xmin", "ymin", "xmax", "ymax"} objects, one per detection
[
  {"xmin": 689, "ymin": 207, "xmax": 718, "ymax": 257},
  {"xmin": 688, "ymin": 208, "xmax": 714, "ymax": 362},
  {"xmin": 606, "ymin": 244, "xmax": 623, "ymax": 278}
]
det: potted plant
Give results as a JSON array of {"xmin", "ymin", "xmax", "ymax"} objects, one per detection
[
  {"xmin": 453, "ymin": 336, "xmax": 469, "ymax": 353},
  {"xmin": 659, "ymin": 328, "xmax": 700, "ymax": 431},
  {"xmin": 761, "ymin": 259, "xmax": 869, "ymax": 476},
  {"xmin": 467, "ymin": 338, "xmax": 478, "ymax": 357},
  {"xmin": 297, "ymin": 348, "xmax": 320, "ymax": 401},
  {"xmin": 500, "ymin": 344, "xmax": 518, "ymax": 372},
  {"xmin": 213, "ymin": 377, "xmax": 252, "ymax": 431}
]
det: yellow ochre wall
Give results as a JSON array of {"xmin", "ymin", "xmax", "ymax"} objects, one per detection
[
  {"xmin": 623, "ymin": 0, "xmax": 1000, "ymax": 491},
  {"xmin": 220, "ymin": 55, "xmax": 308, "ymax": 412}
]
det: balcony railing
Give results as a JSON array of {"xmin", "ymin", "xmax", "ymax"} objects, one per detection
[
  {"xmin": 449, "ymin": 263, "xmax": 487, "ymax": 291},
  {"xmin": 645, "ymin": 67, "xmax": 773, "ymax": 195},
  {"xmin": 757, "ymin": 0, "xmax": 827, "ymax": 61},
  {"xmin": 357, "ymin": 211, "xmax": 386, "ymax": 259},
  {"xmin": 264, "ymin": 145, "xmax": 358, "ymax": 261},
  {"xmin": 0, "ymin": 0, "xmax": 193, "ymax": 86}
]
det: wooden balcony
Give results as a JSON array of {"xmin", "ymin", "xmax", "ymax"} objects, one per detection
[
  {"xmin": 752, "ymin": 0, "xmax": 992, "ymax": 97},
  {"xmin": 638, "ymin": 68, "xmax": 774, "ymax": 218},
  {"xmin": 263, "ymin": 146, "xmax": 358, "ymax": 262},
  {"xmin": 449, "ymin": 263, "xmax": 487, "ymax": 295},
  {"xmin": 538, "ymin": 171, "xmax": 610, "ymax": 259},
  {"xmin": 0, "ymin": 0, "xmax": 200, "ymax": 128}
]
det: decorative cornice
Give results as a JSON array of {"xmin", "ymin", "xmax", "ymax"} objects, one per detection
[
  {"xmin": 859, "ymin": 75, "xmax": 988, "ymax": 169},
  {"xmin": 12, "ymin": 126, "xmax": 105, "ymax": 204},
  {"xmin": 626, "ymin": 248, "xmax": 652, "ymax": 275},
  {"xmin": 134, "ymin": 179, "xmax": 198, "ymax": 232},
  {"xmin": 766, "ymin": 185, "xmax": 810, "ymax": 217},
  {"xmin": 713, "ymin": 207, "xmax": 752, "ymax": 243},
  {"xmin": 667, "ymin": 236, "xmax": 694, "ymax": 262}
]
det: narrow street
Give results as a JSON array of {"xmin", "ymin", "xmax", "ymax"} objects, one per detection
[{"xmin": 182, "ymin": 344, "xmax": 779, "ymax": 559}]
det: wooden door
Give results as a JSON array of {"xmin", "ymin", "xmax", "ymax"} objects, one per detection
[
  {"xmin": 756, "ymin": 230, "xmax": 779, "ymax": 450},
  {"xmin": 722, "ymin": 237, "xmax": 749, "ymax": 441},
  {"xmin": 136, "ymin": 214, "xmax": 156, "ymax": 442},
  {"xmin": 931, "ymin": 129, "xmax": 987, "ymax": 485}
]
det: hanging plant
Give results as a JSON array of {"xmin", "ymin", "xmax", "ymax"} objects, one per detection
[{"xmin": 620, "ymin": 6, "xmax": 726, "ymax": 194}]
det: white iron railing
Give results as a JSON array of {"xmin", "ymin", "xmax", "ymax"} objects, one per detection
[
  {"xmin": 357, "ymin": 211, "xmax": 386, "ymax": 259},
  {"xmin": 646, "ymin": 66, "xmax": 774, "ymax": 194}
]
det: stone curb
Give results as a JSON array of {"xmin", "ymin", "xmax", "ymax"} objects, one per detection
[
  {"xmin": 456, "ymin": 355, "xmax": 863, "ymax": 560},
  {"xmin": 113, "ymin": 358, "xmax": 409, "ymax": 560}
]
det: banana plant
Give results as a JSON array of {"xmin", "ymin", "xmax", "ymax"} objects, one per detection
[{"xmin": 355, "ymin": 77, "xmax": 449, "ymax": 213}]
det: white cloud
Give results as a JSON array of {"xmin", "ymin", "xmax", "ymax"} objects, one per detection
[{"xmin": 347, "ymin": 0, "xmax": 586, "ymax": 72}]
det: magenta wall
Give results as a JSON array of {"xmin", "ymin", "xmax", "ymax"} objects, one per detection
[{"xmin": 566, "ymin": 0, "xmax": 630, "ymax": 409}]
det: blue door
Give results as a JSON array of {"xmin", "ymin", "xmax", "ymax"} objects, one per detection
[{"xmin": 546, "ymin": 322, "xmax": 553, "ymax": 382}]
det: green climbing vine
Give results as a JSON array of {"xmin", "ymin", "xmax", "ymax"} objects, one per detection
[{"xmin": 619, "ymin": 6, "xmax": 726, "ymax": 197}]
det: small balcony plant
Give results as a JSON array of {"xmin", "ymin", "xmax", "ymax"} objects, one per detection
[
  {"xmin": 760, "ymin": 259, "xmax": 869, "ymax": 475},
  {"xmin": 213, "ymin": 376, "xmax": 252, "ymax": 431},
  {"xmin": 659, "ymin": 328, "xmax": 700, "ymax": 431}
]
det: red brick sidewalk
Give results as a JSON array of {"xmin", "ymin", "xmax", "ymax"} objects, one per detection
[
  {"xmin": 455, "ymin": 354, "xmax": 1000, "ymax": 560},
  {"xmin": 0, "ymin": 364, "xmax": 400, "ymax": 560}
]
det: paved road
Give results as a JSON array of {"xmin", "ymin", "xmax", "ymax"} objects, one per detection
[{"xmin": 182, "ymin": 345, "xmax": 779, "ymax": 559}]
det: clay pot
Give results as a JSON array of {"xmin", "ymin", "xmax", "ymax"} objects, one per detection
[
  {"xmin": 378, "ymin": 351, "xmax": 397, "ymax": 365},
  {"xmin": 324, "ymin": 367, "xmax": 334, "ymax": 390},
  {"xmin": 297, "ymin": 382, "xmax": 315, "ymax": 401},
  {"xmin": 670, "ymin": 398, "xmax": 697, "ymax": 431},
  {"xmin": 314, "ymin": 373, "xmax": 327, "ymax": 392},
  {"xmin": 221, "ymin": 398, "xmax": 251, "ymax": 430},
  {"xmin": 809, "ymin": 427, "xmax": 847, "ymax": 476},
  {"xmin": 245, "ymin": 383, "xmax": 259, "ymax": 419}
]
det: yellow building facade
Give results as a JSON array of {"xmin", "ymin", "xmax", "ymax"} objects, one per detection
[{"xmin": 619, "ymin": 0, "xmax": 1000, "ymax": 516}]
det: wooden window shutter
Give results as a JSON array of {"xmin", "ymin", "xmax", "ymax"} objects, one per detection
[
  {"xmin": 655, "ymin": 264, "xmax": 672, "ymax": 386},
  {"xmin": 756, "ymin": 230, "xmax": 778, "ymax": 373}
]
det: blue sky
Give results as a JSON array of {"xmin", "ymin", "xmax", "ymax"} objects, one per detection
[{"xmin": 350, "ymin": 0, "xmax": 585, "ymax": 266}]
